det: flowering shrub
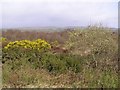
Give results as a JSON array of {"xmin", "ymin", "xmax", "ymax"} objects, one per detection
[
  {"xmin": 4, "ymin": 39, "xmax": 51, "ymax": 52},
  {"xmin": 0, "ymin": 37, "xmax": 7, "ymax": 42}
]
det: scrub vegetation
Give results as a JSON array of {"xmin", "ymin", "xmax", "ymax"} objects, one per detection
[{"xmin": 1, "ymin": 26, "xmax": 118, "ymax": 88}]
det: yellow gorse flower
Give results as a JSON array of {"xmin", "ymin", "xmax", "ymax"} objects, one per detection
[
  {"xmin": 0, "ymin": 37, "xmax": 7, "ymax": 42},
  {"xmin": 4, "ymin": 39, "xmax": 51, "ymax": 51}
]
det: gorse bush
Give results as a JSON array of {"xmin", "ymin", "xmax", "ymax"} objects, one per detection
[
  {"xmin": 1, "ymin": 37, "xmax": 9, "ymax": 48},
  {"xmin": 1, "ymin": 37, "xmax": 7, "ymax": 42},
  {"xmin": 4, "ymin": 39, "xmax": 51, "ymax": 52},
  {"xmin": 2, "ymin": 38, "xmax": 51, "ymax": 64},
  {"xmin": 2, "ymin": 38, "xmax": 83, "ymax": 74},
  {"xmin": 2, "ymin": 41, "xmax": 83, "ymax": 74}
]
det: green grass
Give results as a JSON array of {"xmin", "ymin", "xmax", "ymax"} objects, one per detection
[{"xmin": 2, "ymin": 26, "xmax": 118, "ymax": 88}]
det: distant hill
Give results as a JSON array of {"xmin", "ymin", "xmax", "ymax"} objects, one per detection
[{"xmin": 1, "ymin": 26, "xmax": 118, "ymax": 32}]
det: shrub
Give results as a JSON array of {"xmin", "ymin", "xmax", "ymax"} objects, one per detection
[
  {"xmin": 66, "ymin": 26, "xmax": 118, "ymax": 57},
  {"xmin": 4, "ymin": 39, "xmax": 51, "ymax": 52}
]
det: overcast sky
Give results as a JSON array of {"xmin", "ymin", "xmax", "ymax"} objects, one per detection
[{"xmin": 0, "ymin": 0, "xmax": 119, "ymax": 28}]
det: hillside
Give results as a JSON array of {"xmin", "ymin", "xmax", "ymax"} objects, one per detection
[{"xmin": 1, "ymin": 26, "xmax": 118, "ymax": 88}]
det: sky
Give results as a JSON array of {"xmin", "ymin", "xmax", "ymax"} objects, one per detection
[{"xmin": 0, "ymin": 0, "xmax": 119, "ymax": 28}]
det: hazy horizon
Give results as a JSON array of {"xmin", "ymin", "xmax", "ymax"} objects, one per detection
[{"xmin": 0, "ymin": 0, "xmax": 118, "ymax": 29}]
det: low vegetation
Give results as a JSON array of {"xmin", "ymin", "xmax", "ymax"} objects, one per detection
[{"xmin": 1, "ymin": 26, "xmax": 118, "ymax": 88}]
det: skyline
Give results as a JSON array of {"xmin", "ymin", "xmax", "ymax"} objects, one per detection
[{"xmin": 0, "ymin": 0, "xmax": 119, "ymax": 28}]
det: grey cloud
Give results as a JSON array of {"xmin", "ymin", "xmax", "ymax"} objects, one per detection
[{"xmin": 1, "ymin": 1, "xmax": 118, "ymax": 28}]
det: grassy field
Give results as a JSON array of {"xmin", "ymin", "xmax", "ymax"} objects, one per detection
[{"xmin": 1, "ymin": 26, "xmax": 118, "ymax": 88}]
